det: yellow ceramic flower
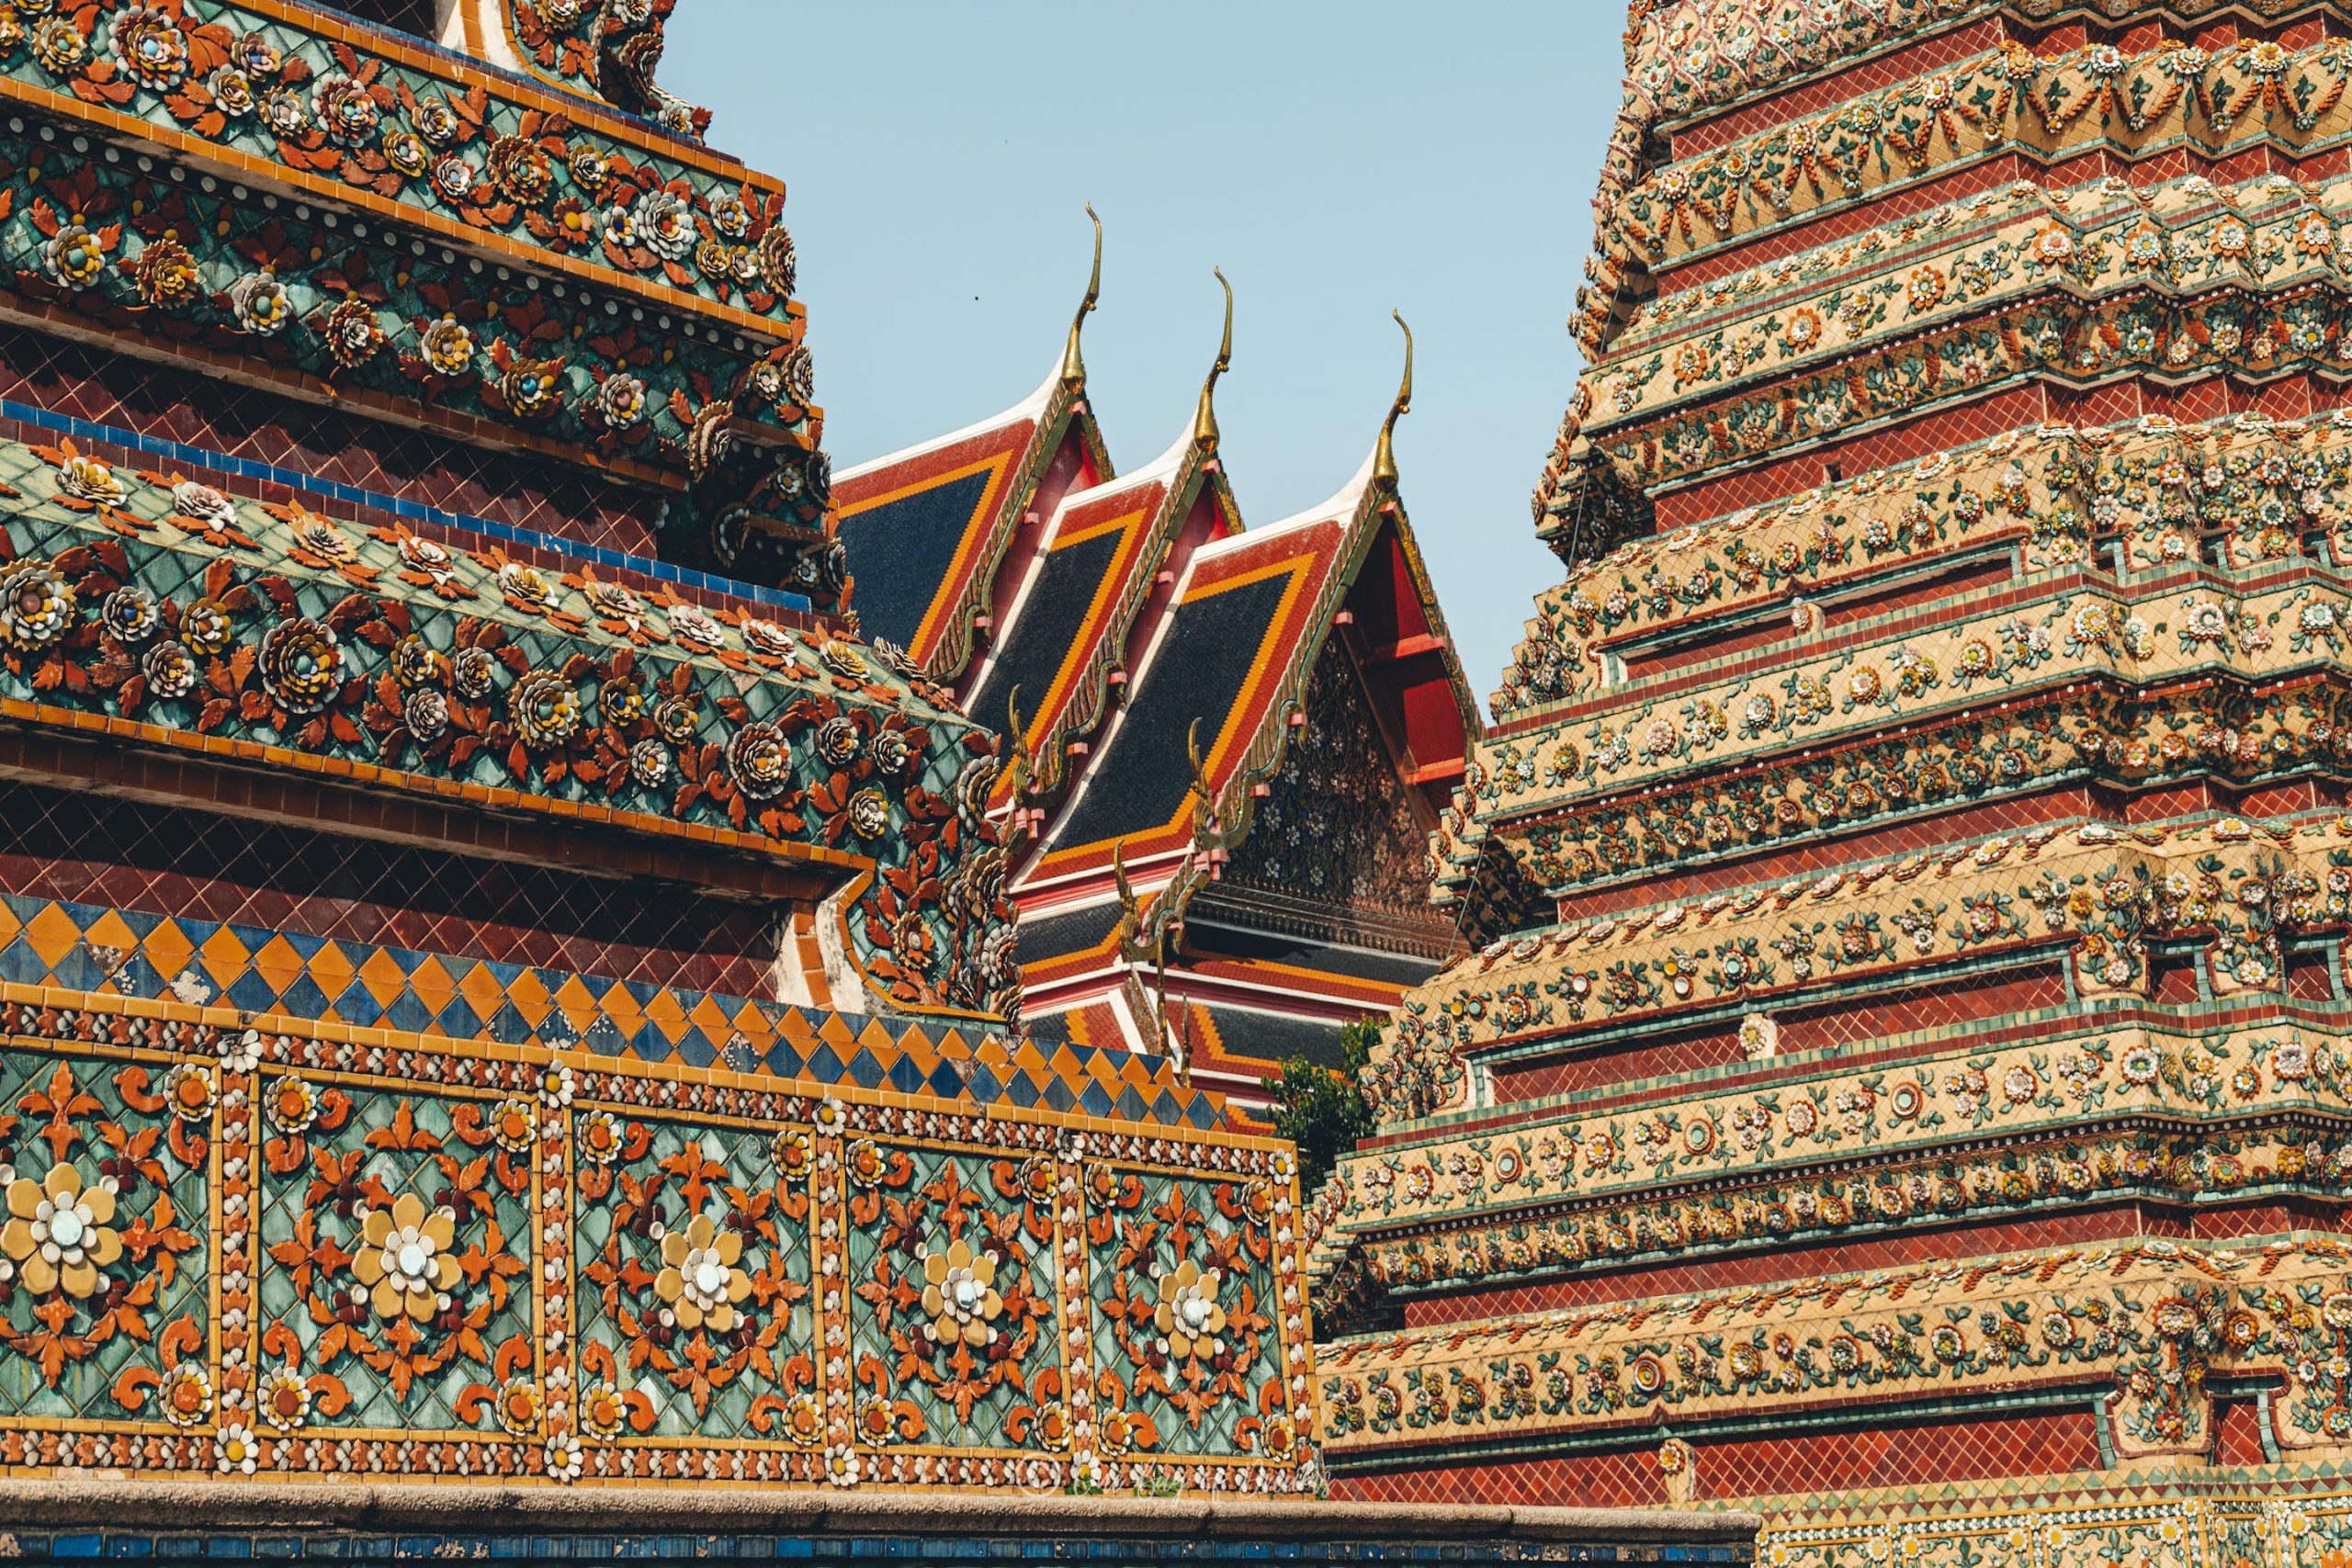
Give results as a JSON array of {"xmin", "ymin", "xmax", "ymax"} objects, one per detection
[
  {"xmin": 655, "ymin": 1213, "xmax": 751, "ymax": 1332},
  {"xmin": 2, "ymin": 1163, "xmax": 122, "ymax": 1298},
  {"xmin": 920, "ymin": 1239, "xmax": 1001, "ymax": 1347},
  {"xmin": 1153, "ymin": 1259, "xmax": 1227, "ymax": 1359},
  {"xmin": 349, "ymin": 1193, "xmax": 460, "ymax": 1323}
]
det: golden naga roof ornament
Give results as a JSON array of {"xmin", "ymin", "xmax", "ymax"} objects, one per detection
[
  {"xmin": 1184, "ymin": 716, "xmax": 1218, "ymax": 842},
  {"xmin": 1058, "ymin": 203, "xmax": 1102, "ymax": 388},
  {"xmin": 1373, "ymin": 310, "xmax": 1414, "ymax": 491},
  {"xmin": 1192, "ymin": 266, "xmax": 1233, "ymax": 454},
  {"xmin": 1001, "ymin": 684, "xmax": 1035, "ymax": 804}
]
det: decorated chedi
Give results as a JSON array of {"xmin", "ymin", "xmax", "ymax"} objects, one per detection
[
  {"xmin": 1310, "ymin": 0, "xmax": 2352, "ymax": 1559},
  {"xmin": 0, "ymin": 0, "xmax": 1325, "ymax": 1506}
]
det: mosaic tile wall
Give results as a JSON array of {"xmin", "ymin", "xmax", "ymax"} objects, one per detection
[
  {"xmin": 0, "ymin": 324, "xmax": 678, "ymax": 577},
  {"xmin": 0, "ymin": 867, "xmax": 1219, "ymax": 1129},
  {"xmin": 0, "ymin": 985, "xmax": 1307, "ymax": 1490}
]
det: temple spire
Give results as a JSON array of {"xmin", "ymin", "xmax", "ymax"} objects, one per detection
[
  {"xmin": 1373, "ymin": 310, "xmax": 1414, "ymax": 490},
  {"xmin": 1192, "ymin": 266, "xmax": 1233, "ymax": 454},
  {"xmin": 1058, "ymin": 203, "xmax": 1102, "ymax": 388}
]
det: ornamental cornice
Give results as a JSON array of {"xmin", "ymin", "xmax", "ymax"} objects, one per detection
[
  {"xmin": 1470, "ymin": 570, "xmax": 2352, "ymax": 820},
  {"xmin": 0, "ymin": 116, "xmax": 841, "ymax": 595},
  {"xmin": 0, "ymin": 119, "xmax": 813, "ymax": 492},
  {"xmin": 0, "ymin": 425, "xmax": 1011, "ymax": 1017},
  {"xmin": 1593, "ymin": 174, "xmax": 2347, "ymax": 434},
  {"xmin": 1318, "ymin": 1235, "xmax": 2352, "ymax": 1464},
  {"xmin": 1591, "ymin": 34, "xmax": 2352, "ymax": 344},
  {"xmin": 1409, "ymin": 816, "xmax": 2329, "ymax": 1051},
  {"xmin": 1387, "ymin": 814, "xmax": 2346, "ymax": 1122},
  {"xmin": 1498, "ymin": 412, "xmax": 2352, "ymax": 721},
  {"xmin": 1618, "ymin": 1, "xmax": 2322, "ymax": 139},
  {"xmin": 1446, "ymin": 679, "xmax": 2352, "ymax": 913},
  {"xmin": 1335, "ymin": 1120, "xmax": 2352, "ymax": 1303},
  {"xmin": 1585, "ymin": 283, "xmax": 2352, "ymax": 503},
  {"xmin": 0, "ymin": 0, "xmax": 795, "ymax": 333},
  {"xmin": 1349, "ymin": 1010, "xmax": 2352, "ymax": 1234}
]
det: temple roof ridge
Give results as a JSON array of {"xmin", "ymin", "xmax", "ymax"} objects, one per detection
[
  {"xmin": 965, "ymin": 408, "xmax": 1226, "ymax": 714},
  {"xmin": 833, "ymin": 361, "xmax": 1075, "ymax": 485},
  {"xmin": 1204, "ymin": 311, "xmax": 1409, "ymax": 556},
  {"xmin": 1109, "ymin": 416, "xmax": 1213, "ymax": 498},
  {"xmin": 1194, "ymin": 451, "xmax": 1374, "ymax": 559}
]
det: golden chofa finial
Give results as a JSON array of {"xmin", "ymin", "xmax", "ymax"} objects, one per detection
[
  {"xmin": 1192, "ymin": 266, "xmax": 1233, "ymax": 453},
  {"xmin": 1373, "ymin": 310, "xmax": 1413, "ymax": 490},
  {"xmin": 1058, "ymin": 203, "xmax": 1102, "ymax": 387}
]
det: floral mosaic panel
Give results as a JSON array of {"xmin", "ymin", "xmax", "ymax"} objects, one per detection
[
  {"xmin": 571, "ymin": 1110, "xmax": 815, "ymax": 1445},
  {"xmin": 0, "ymin": 1043, "xmax": 208, "ymax": 1433},
  {"xmin": 0, "ymin": 991, "xmax": 1319, "ymax": 1494},
  {"xmin": 1083, "ymin": 1164, "xmax": 1301, "ymax": 1465},
  {"xmin": 841, "ymin": 1141, "xmax": 1061, "ymax": 1456},
  {"xmin": 253, "ymin": 1073, "xmax": 536, "ymax": 1437}
]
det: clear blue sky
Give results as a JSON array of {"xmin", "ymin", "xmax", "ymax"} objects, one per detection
[{"xmin": 665, "ymin": 4, "xmax": 1623, "ymax": 708}]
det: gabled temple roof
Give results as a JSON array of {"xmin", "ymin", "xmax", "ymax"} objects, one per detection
[
  {"xmin": 833, "ymin": 365, "xmax": 1110, "ymax": 683},
  {"xmin": 1005, "ymin": 366, "xmax": 1482, "ymax": 1120},
  {"xmin": 1014, "ymin": 440, "xmax": 1476, "ymax": 973},
  {"xmin": 1031, "ymin": 457, "xmax": 1377, "ymax": 888},
  {"xmin": 831, "ymin": 269, "xmax": 1480, "ymax": 1111},
  {"xmin": 968, "ymin": 427, "xmax": 1236, "ymax": 808}
]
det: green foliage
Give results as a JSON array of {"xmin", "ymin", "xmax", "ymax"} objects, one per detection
[{"xmin": 1268, "ymin": 1019, "xmax": 1380, "ymax": 1195}]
